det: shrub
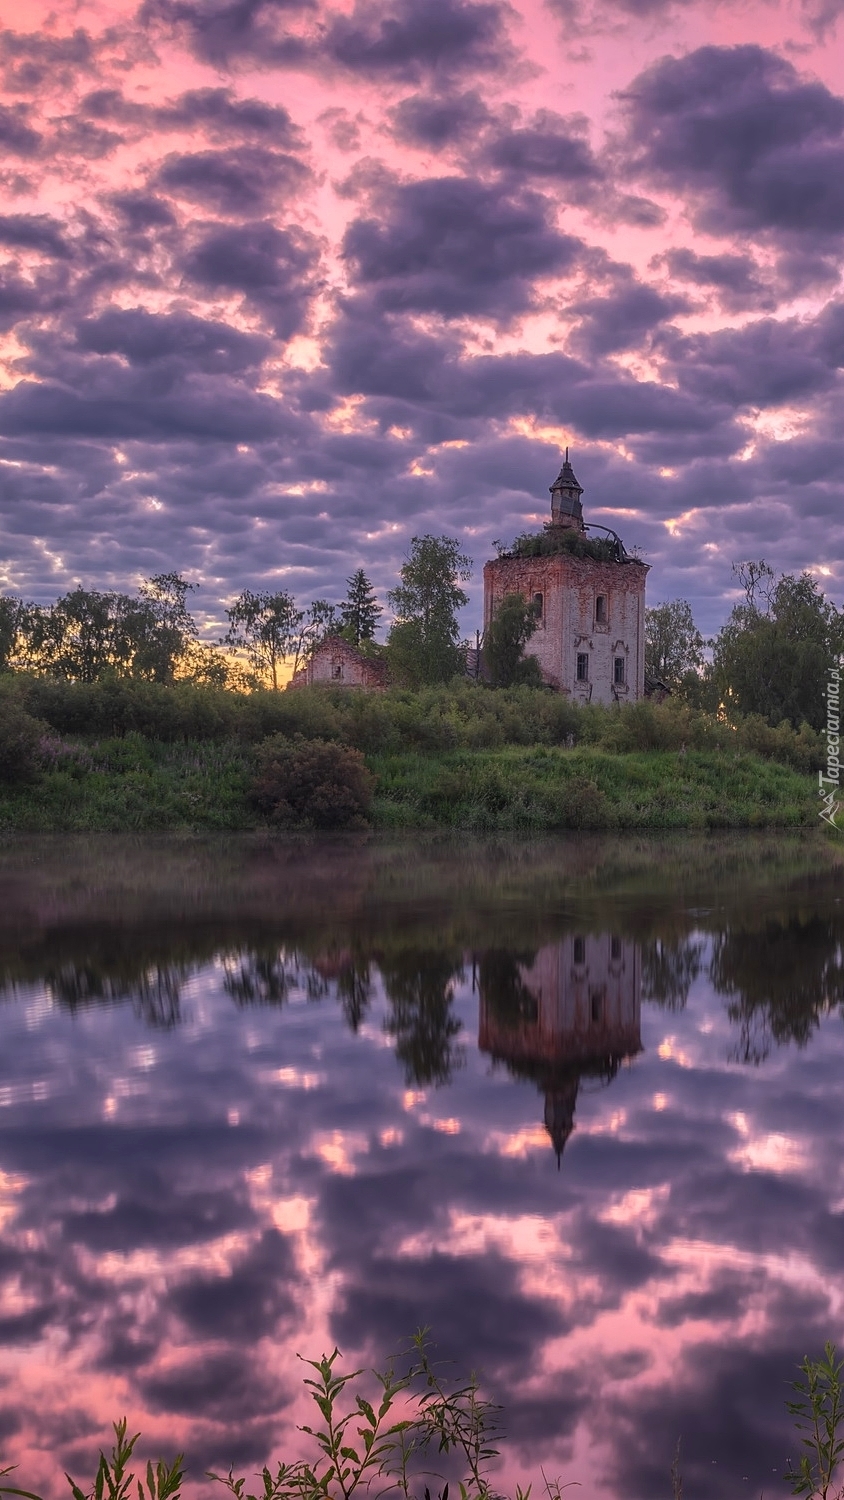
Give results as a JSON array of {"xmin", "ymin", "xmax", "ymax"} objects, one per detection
[
  {"xmin": 251, "ymin": 736, "xmax": 376, "ymax": 828},
  {"xmin": 0, "ymin": 702, "xmax": 46, "ymax": 784}
]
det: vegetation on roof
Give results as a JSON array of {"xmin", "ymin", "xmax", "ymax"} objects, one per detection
[{"xmin": 494, "ymin": 526, "xmax": 623, "ymax": 563}]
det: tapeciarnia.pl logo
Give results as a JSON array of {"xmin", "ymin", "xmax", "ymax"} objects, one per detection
[{"xmin": 819, "ymin": 660, "xmax": 844, "ymax": 828}]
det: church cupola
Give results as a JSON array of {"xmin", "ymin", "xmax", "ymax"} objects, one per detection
[{"xmin": 550, "ymin": 448, "xmax": 584, "ymax": 531}]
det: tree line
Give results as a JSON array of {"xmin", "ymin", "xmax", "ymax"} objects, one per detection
[
  {"xmin": 1, "ymin": 541, "xmax": 841, "ymax": 733},
  {"xmin": 645, "ymin": 560, "xmax": 844, "ymax": 733},
  {"xmin": 0, "ymin": 536, "xmax": 471, "ymax": 691}
]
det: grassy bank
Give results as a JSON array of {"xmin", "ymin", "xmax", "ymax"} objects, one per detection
[
  {"xmin": 371, "ymin": 744, "xmax": 816, "ymax": 829},
  {"xmin": 0, "ymin": 677, "xmax": 828, "ymax": 831},
  {"xmin": 0, "ymin": 733, "xmax": 819, "ymax": 831}
]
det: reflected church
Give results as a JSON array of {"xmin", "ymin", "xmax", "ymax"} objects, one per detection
[{"xmin": 477, "ymin": 935, "xmax": 642, "ymax": 1161}]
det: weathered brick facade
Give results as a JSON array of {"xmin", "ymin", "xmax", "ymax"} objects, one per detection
[
  {"xmin": 483, "ymin": 457, "xmax": 649, "ymax": 702},
  {"xmin": 289, "ymin": 636, "xmax": 389, "ymax": 690}
]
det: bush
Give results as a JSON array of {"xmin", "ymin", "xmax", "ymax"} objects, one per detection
[
  {"xmin": 0, "ymin": 702, "xmax": 46, "ymax": 784},
  {"xmin": 251, "ymin": 736, "xmax": 376, "ymax": 828}
]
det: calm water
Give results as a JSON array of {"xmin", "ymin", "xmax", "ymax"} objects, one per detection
[{"xmin": 1, "ymin": 834, "xmax": 843, "ymax": 1500}]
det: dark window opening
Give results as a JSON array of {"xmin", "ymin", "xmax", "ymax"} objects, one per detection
[
  {"xmin": 573, "ymin": 936, "xmax": 586, "ymax": 964},
  {"xmin": 590, "ymin": 991, "xmax": 603, "ymax": 1024},
  {"xmin": 614, "ymin": 655, "xmax": 626, "ymax": 685},
  {"xmin": 595, "ymin": 595, "xmax": 607, "ymax": 624},
  {"xmin": 611, "ymin": 936, "xmax": 622, "ymax": 961},
  {"xmin": 533, "ymin": 592, "xmax": 544, "ymax": 620},
  {"xmin": 576, "ymin": 652, "xmax": 589, "ymax": 682},
  {"xmin": 332, "ymin": 663, "xmax": 343, "ymax": 680}
]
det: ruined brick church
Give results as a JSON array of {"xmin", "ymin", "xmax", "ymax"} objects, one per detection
[{"xmin": 483, "ymin": 455, "xmax": 649, "ymax": 702}]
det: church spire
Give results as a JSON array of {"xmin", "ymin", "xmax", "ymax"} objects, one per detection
[{"xmin": 549, "ymin": 450, "xmax": 585, "ymax": 530}]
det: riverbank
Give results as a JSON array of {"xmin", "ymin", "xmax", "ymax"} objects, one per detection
[{"xmin": 0, "ymin": 733, "xmax": 821, "ymax": 831}]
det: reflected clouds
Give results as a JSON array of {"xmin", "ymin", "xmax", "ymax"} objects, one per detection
[{"xmin": 0, "ymin": 836, "xmax": 841, "ymax": 1498}]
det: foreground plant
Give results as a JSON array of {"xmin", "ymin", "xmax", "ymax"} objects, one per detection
[
  {"xmin": 787, "ymin": 1342, "xmax": 844, "ymax": 1500},
  {"xmin": 4, "ymin": 1334, "xmax": 842, "ymax": 1500}
]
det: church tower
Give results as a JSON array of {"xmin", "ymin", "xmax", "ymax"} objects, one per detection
[
  {"xmin": 549, "ymin": 449, "xmax": 584, "ymax": 531},
  {"xmin": 482, "ymin": 455, "xmax": 649, "ymax": 702}
]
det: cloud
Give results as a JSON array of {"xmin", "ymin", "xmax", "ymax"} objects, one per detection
[
  {"xmin": 163, "ymin": 88, "xmax": 303, "ymax": 141},
  {"xmin": 141, "ymin": 0, "xmax": 514, "ymax": 80},
  {"xmin": 80, "ymin": 84, "xmax": 303, "ymax": 145},
  {"xmin": 662, "ymin": 312, "xmax": 840, "ymax": 408},
  {"xmin": 321, "ymin": 0, "xmax": 515, "ymax": 81},
  {"xmin": 568, "ymin": 276, "xmax": 688, "ymax": 357},
  {"xmin": 0, "ymin": 102, "xmax": 40, "ymax": 155},
  {"xmin": 0, "ymin": 212, "xmax": 71, "ymax": 258},
  {"xmin": 0, "ymin": 28, "xmax": 96, "ymax": 94},
  {"xmin": 157, "ymin": 146, "xmax": 308, "ymax": 213},
  {"xmin": 388, "ymin": 89, "xmax": 493, "ymax": 148},
  {"xmin": 107, "ymin": 192, "xmax": 177, "ymax": 232},
  {"xmin": 619, "ymin": 45, "xmax": 844, "ymax": 247},
  {"xmin": 480, "ymin": 110, "xmax": 600, "ymax": 185},
  {"xmin": 182, "ymin": 219, "xmax": 321, "ymax": 337},
  {"xmin": 75, "ymin": 307, "xmax": 270, "ymax": 370},
  {"xmin": 655, "ymin": 247, "xmax": 775, "ymax": 312},
  {"xmin": 341, "ymin": 175, "xmax": 581, "ymax": 321}
]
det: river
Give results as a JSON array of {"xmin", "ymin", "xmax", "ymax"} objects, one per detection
[{"xmin": 0, "ymin": 834, "xmax": 841, "ymax": 1500}]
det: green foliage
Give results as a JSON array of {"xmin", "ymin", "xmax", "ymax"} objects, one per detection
[
  {"xmin": 499, "ymin": 527, "xmax": 618, "ymax": 562},
  {"xmin": 0, "ymin": 702, "xmax": 45, "ymax": 785},
  {"xmin": 0, "ymin": 577, "xmax": 201, "ymax": 685},
  {"xmin": 0, "ymin": 676, "xmax": 826, "ymax": 831},
  {"xmin": 0, "ymin": 732, "xmax": 254, "ymax": 832},
  {"xmin": 224, "ymin": 590, "xmax": 302, "ymax": 690},
  {"xmin": 483, "ymin": 595, "xmax": 542, "ymax": 688},
  {"xmin": 0, "ymin": 1422, "xmax": 184, "ymax": 1500},
  {"xmin": 645, "ymin": 600, "xmax": 704, "ymax": 688},
  {"xmin": 251, "ymin": 736, "xmax": 376, "ymax": 829},
  {"xmin": 371, "ymin": 744, "xmax": 816, "ymax": 831},
  {"xmin": 0, "ymin": 595, "xmax": 24, "ymax": 673},
  {"xmin": 136, "ymin": 573, "xmax": 200, "ymax": 683},
  {"xmin": 387, "ymin": 536, "xmax": 471, "ymax": 687},
  {"xmin": 786, "ymin": 1343, "xmax": 844, "ymax": 1499},
  {"xmin": 341, "ymin": 570, "xmax": 382, "ymax": 647},
  {"xmin": 712, "ymin": 564, "xmax": 844, "ymax": 730}
]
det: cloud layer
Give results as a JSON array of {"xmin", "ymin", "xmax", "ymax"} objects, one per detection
[{"xmin": 0, "ymin": 0, "xmax": 843, "ymax": 633}]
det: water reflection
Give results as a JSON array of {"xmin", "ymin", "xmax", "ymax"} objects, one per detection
[
  {"xmin": 0, "ymin": 835, "xmax": 842, "ymax": 1500},
  {"xmin": 478, "ymin": 938, "xmax": 641, "ymax": 1161}
]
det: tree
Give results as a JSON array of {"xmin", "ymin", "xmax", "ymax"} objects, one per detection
[
  {"xmin": 645, "ymin": 599, "xmax": 705, "ymax": 688},
  {"xmin": 136, "ymin": 573, "xmax": 199, "ymax": 682},
  {"xmin": 223, "ymin": 589, "xmax": 301, "ymax": 690},
  {"xmin": 712, "ymin": 564, "xmax": 844, "ymax": 729},
  {"xmin": 0, "ymin": 595, "xmax": 26, "ymax": 673},
  {"xmin": 289, "ymin": 599, "xmax": 340, "ymax": 675},
  {"xmin": 386, "ymin": 534, "xmax": 472, "ymax": 687},
  {"xmin": 483, "ymin": 592, "xmax": 542, "ymax": 687},
  {"xmin": 41, "ymin": 588, "xmax": 141, "ymax": 682},
  {"xmin": 340, "ymin": 569, "xmax": 382, "ymax": 647}
]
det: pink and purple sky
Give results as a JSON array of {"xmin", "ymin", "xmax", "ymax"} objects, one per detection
[{"xmin": 1, "ymin": 0, "xmax": 843, "ymax": 635}]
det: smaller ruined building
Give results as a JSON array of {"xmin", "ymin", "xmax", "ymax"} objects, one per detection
[
  {"xmin": 483, "ymin": 455, "xmax": 649, "ymax": 702},
  {"xmin": 289, "ymin": 636, "xmax": 389, "ymax": 690},
  {"xmin": 477, "ymin": 935, "xmax": 641, "ymax": 1162}
]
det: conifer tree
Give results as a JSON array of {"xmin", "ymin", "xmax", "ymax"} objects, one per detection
[{"xmin": 340, "ymin": 569, "xmax": 382, "ymax": 646}]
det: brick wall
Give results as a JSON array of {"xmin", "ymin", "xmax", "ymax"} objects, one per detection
[{"xmin": 483, "ymin": 553, "xmax": 649, "ymax": 702}]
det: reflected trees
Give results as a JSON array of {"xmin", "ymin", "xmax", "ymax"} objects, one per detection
[
  {"xmin": 641, "ymin": 938, "xmax": 703, "ymax": 1010},
  {"xmin": 381, "ymin": 951, "xmax": 464, "ymax": 1086},
  {"xmin": 710, "ymin": 914, "xmax": 844, "ymax": 1062}
]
